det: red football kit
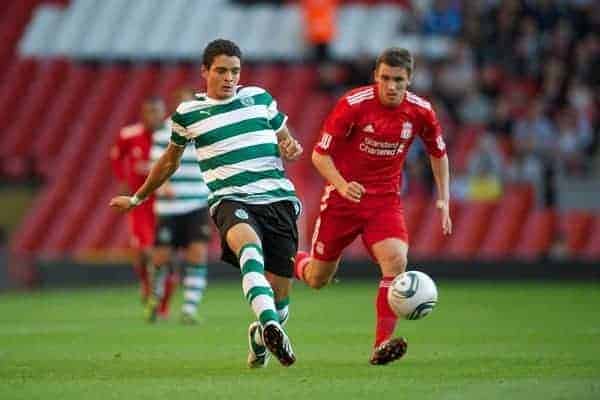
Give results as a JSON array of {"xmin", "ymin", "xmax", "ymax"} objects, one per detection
[
  {"xmin": 110, "ymin": 123, "xmax": 155, "ymax": 249},
  {"xmin": 312, "ymin": 85, "xmax": 446, "ymax": 261}
]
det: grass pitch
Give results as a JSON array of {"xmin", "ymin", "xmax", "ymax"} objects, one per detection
[{"xmin": 1, "ymin": 280, "xmax": 599, "ymax": 399}]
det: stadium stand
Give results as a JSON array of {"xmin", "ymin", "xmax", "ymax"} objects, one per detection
[{"xmin": 1, "ymin": 0, "xmax": 598, "ymax": 264}]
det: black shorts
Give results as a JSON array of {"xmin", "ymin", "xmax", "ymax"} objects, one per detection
[
  {"xmin": 155, "ymin": 207, "xmax": 211, "ymax": 248},
  {"xmin": 212, "ymin": 200, "xmax": 299, "ymax": 278}
]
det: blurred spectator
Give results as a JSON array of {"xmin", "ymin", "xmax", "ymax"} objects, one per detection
[
  {"xmin": 343, "ymin": 53, "xmax": 374, "ymax": 92},
  {"xmin": 512, "ymin": 100, "xmax": 555, "ymax": 159},
  {"xmin": 554, "ymin": 106, "xmax": 593, "ymax": 175},
  {"xmin": 301, "ymin": 0, "xmax": 337, "ymax": 62},
  {"xmin": 514, "ymin": 16, "xmax": 542, "ymax": 79},
  {"xmin": 487, "ymin": 95, "xmax": 514, "ymax": 136},
  {"xmin": 458, "ymin": 86, "xmax": 492, "ymax": 125},
  {"xmin": 510, "ymin": 100, "xmax": 557, "ymax": 205},
  {"xmin": 529, "ymin": 0, "xmax": 562, "ymax": 33},
  {"xmin": 466, "ymin": 133, "xmax": 504, "ymax": 201},
  {"xmin": 421, "ymin": 0, "xmax": 462, "ymax": 37},
  {"xmin": 301, "ymin": 0, "xmax": 339, "ymax": 90},
  {"xmin": 540, "ymin": 56, "xmax": 567, "ymax": 106},
  {"xmin": 433, "ymin": 40, "xmax": 475, "ymax": 119},
  {"xmin": 573, "ymin": 33, "xmax": 600, "ymax": 87},
  {"xmin": 410, "ymin": 55, "xmax": 434, "ymax": 93}
]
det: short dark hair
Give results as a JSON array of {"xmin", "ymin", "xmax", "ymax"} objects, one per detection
[
  {"xmin": 202, "ymin": 39, "xmax": 242, "ymax": 68},
  {"xmin": 375, "ymin": 47, "xmax": 414, "ymax": 76}
]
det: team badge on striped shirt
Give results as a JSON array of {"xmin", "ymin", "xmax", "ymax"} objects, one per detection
[
  {"xmin": 235, "ymin": 209, "xmax": 249, "ymax": 220},
  {"xmin": 240, "ymin": 96, "xmax": 255, "ymax": 107}
]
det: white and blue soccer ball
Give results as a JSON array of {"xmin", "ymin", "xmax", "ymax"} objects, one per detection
[{"xmin": 387, "ymin": 270, "xmax": 438, "ymax": 320}]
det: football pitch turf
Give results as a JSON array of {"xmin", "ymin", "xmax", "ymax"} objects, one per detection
[{"xmin": 0, "ymin": 280, "xmax": 598, "ymax": 399}]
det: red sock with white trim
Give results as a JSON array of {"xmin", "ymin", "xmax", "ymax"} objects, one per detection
[{"xmin": 374, "ymin": 276, "xmax": 398, "ymax": 348}]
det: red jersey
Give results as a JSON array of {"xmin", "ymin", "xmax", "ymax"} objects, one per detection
[
  {"xmin": 314, "ymin": 85, "xmax": 446, "ymax": 197},
  {"xmin": 110, "ymin": 123, "xmax": 153, "ymax": 191}
]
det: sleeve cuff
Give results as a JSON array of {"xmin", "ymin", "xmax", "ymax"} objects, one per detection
[
  {"xmin": 170, "ymin": 131, "xmax": 189, "ymax": 146},
  {"xmin": 270, "ymin": 112, "xmax": 287, "ymax": 132}
]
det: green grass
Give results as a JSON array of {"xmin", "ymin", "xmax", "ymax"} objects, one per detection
[{"xmin": 0, "ymin": 281, "xmax": 599, "ymax": 399}]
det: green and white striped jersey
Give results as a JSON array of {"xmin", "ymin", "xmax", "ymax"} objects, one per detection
[
  {"xmin": 170, "ymin": 86, "xmax": 300, "ymax": 214},
  {"xmin": 151, "ymin": 123, "xmax": 209, "ymax": 216}
]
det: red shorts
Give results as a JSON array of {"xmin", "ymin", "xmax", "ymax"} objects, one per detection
[
  {"xmin": 311, "ymin": 187, "xmax": 408, "ymax": 261},
  {"xmin": 127, "ymin": 200, "xmax": 155, "ymax": 250}
]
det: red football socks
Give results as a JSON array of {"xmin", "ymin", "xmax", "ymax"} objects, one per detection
[
  {"xmin": 133, "ymin": 263, "xmax": 150, "ymax": 301},
  {"xmin": 158, "ymin": 271, "xmax": 178, "ymax": 317},
  {"xmin": 375, "ymin": 276, "xmax": 398, "ymax": 348}
]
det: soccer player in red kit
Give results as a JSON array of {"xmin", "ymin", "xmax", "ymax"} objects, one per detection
[
  {"xmin": 294, "ymin": 47, "xmax": 452, "ymax": 365},
  {"xmin": 110, "ymin": 99, "xmax": 162, "ymax": 304}
]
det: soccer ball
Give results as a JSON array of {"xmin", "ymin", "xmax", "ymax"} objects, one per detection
[{"xmin": 387, "ymin": 270, "xmax": 438, "ymax": 320}]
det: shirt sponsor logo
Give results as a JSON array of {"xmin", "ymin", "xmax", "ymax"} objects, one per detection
[
  {"xmin": 359, "ymin": 137, "xmax": 404, "ymax": 157},
  {"xmin": 363, "ymin": 124, "xmax": 375, "ymax": 133}
]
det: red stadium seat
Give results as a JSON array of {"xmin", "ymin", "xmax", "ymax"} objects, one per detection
[
  {"xmin": 513, "ymin": 208, "xmax": 556, "ymax": 261},
  {"xmin": 156, "ymin": 65, "xmax": 193, "ymax": 110},
  {"xmin": 72, "ymin": 184, "xmax": 122, "ymax": 252},
  {"xmin": 251, "ymin": 64, "xmax": 284, "ymax": 97},
  {"xmin": 444, "ymin": 200, "xmax": 498, "ymax": 259},
  {"xmin": 561, "ymin": 210, "xmax": 594, "ymax": 254},
  {"xmin": 403, "ymin": 194, "xmax": 428, "ymax": 242},
  {"xmin": 32, "ymin": 63, "xmax": 96, "ymax": 177},
  {"xmin": 0, "ymin": 58, "xmax": 37, "ymax": 140},
  {"xmin": 411, "ymin": 201, "xmax": 462, "ymax": 260},
  {"xmin": 3, "ymin": 59, "xmax": 68, "ymax": 157},
  {"xmin": 581, "ymin": 215, "xmax": 600, "ymax": 261},
  {"xmin": 478, "ymin": 185, "xmax": 534, "ymax": 260}
]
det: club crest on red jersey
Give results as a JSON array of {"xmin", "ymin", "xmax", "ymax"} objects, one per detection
[{"xmin": 400, "ymin": 121, "xmax": 413, "ymax": 139}]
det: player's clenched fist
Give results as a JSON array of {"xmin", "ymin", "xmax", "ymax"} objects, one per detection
[
  {"xmin": 279, "ymin": 137, "xmax": 303, "ymax": 161},
  {"xmin": 109, "ymin": 196, "xmax": 136, "ymax": 212},
  {"xmin": 338, "ymin": 181, "xmax": 366, "ymax": 203}
]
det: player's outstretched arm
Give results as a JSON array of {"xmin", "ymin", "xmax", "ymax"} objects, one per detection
[
  {"xmin": 276, "ymin": 125, "xmax": 303, "ymax": 161},
  {"xmin": 109, "ymin": 143, "xmax": 185, "ymax": 212},
  {"xmin": 429, "ymin": 154, "xmax": 452, "ymax": 235},
  {"xmin": 312, "ymin": 149, "xmax": 365, "ymax": 203}
]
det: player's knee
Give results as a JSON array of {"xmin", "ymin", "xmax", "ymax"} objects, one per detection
[
  {"xmin": 185, "ymin": 242, "xmax": 206, "ymax": 264},
  {"xmin": 152, "ymin": 247, "xmax": 170, "ymax": 266},
  {"xmin": 383, "ymin": 253, "xmax": 407, "ymax": 275}
]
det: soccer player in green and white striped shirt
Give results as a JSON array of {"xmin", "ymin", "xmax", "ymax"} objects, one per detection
[
  {"xmin": 144, "ymin": 94, "xmax": 211, "ymax": 325},
  {"xmin": 110, "ymin": 39, "xmax": 302, "ymax": 367}
]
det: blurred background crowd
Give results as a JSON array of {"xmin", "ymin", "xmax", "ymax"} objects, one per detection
[{"xmin": 0, "ymin": 0, "xmax": 598, "ymax": 288}]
